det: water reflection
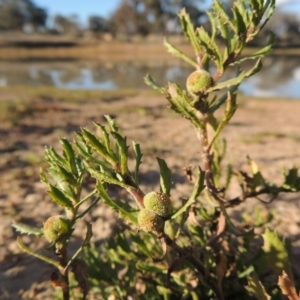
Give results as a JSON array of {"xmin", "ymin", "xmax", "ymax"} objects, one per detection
[{"xmin": 0, "ymin": 55, "xmax": 299, "ymax": 98}]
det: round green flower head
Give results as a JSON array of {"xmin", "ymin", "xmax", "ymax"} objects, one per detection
[
  {"xmin": 143, "ymin": 191, "xmax": 171, "ymax": 217},
  {"xmin": 43, "ymin": 215, "xmax": 69, "ymax": 243},
  {"xmin": 138, "ymin": 209, "xmax": 164, "ymax": 233},
  {"xmin": 186, "ymin": 69, "xmax": 213, "ymax": 95}
]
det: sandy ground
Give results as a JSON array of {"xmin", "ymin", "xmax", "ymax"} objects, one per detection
[{"xmin": 0, "ymin": 90, "xmax": 300, "ymax": 299}]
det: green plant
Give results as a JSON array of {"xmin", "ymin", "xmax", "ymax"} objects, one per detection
[{"xmin": 13, "ymin": 0, "xmax": 300, "ymax": 299}]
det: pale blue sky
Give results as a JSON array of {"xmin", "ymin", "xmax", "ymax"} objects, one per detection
[
  {"xmin": 34, "ymin": 0, "xmax": 122, "ymax": 22},
  {"xmin": 34, "ymin": 0, "xmax": 299, "ymax": 24}
]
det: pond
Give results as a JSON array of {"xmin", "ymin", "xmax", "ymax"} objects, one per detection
[{"xmin": 1, "ymin": 55, "xmax": 300, "ymax": 98}]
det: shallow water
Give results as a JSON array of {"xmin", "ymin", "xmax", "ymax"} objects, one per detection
[{"xmin": 1, "ymin": 55, "xmax": 299, "ymax": 98}]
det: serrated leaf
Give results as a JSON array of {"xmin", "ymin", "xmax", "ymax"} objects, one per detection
[
  {"xmin": 212, "ymin": 0, "xmax": 236, "ymax": 33},
  {"xmin": 81, "ymin": 127, "xmax": 117, "ymax": 166},
  {"xmin": 163, "ymin": 38, "xmax": 197, "ymax": 68},
  {"xmin": 93, "ymin": 122, "xmax": 111, "ymax": 153},
  {"xmin": 209, "ymin": 92, "xmax": 237, "ymax": 149},
  {"xmin": 210, "ymin": 58, "xmax": 262, "ymax": 92},
  {"xmin": 233, "ymin": 5, "xmax": 247, "ymax": 37},
  {"xmin": 206, "ymin": 10, "xmax": 217, "ymax": 40},
  {"xmin": 230, "ymin": 34, "xmax": 274, "ymax": 66},
  {"xmin": 104, "ymin": 115, "xmax": 119, "ymax": 132},
  {"xmin": 44, "ymin": 146, "xmax": 69, "ymax": 171},
  {"xmin": 96, "ymin": 182, "xmax": 138, "ymax": 225},
  {"xmin": 178, "ymin": 8, "xmax": 201, "ymax": 55},
  {"xmin": 47, "ymin": 167, "xmax": 75, "ymax": 199},
  {"xmin": 246, "ymin": 272, "xmax": 271, "ymax": 300},
  {"xmin": 111, "ymin": 131, "xmax": 129, "ymax": 175},
  {"xmin": 172, "ymin": 168, "xmax": 205, "ymax": 219},
  {"xmin": 235, "ymin": 1, "xmax": 250, "ymax": 27},
  {"xmin": 166, "ymin": 83, "xmax": 204, "ymax": 129},
  {"xmin": 48, "ymin": 184, "xmax": 74, "ymax": 209},
  {"xmin": 197, "ymin": 26, "xmax": 223, "ymax": 71},
  {"xmin": 61, "ymin": 138, "xmax": 78, "ymax": 176},
  {"xmin": 262, "ymin": 228, "xmax": 293, "ymax": 281},
  {"xmin": 133, "ymin": 141, "xmax": 143, "ymax": 185},
  {"xmin": 144, "ymin": 74, "xmax": 165, "ymax": 94},
  {"xmin": 12, "ymin": 222, "xmax": 43, "ymax": 237},
  {"xmin": 88, "ymin": 168, "xmax": 131, "ymax": 189},
  {"xmin": 156, "ymin": 157, "xmax": 172, "ymax": 196},
  {"xmin": 74, "ymin": 138, "xmax": 112, "ymax": 170}
]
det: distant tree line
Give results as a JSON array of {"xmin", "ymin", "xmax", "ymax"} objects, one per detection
[
  {"xmin": 0, "ymin": 0, "xmax": 299, "ymax": 46},
  {"xmin": 0, "ymin": 0, "xmax": 47, "ymax": 31}
]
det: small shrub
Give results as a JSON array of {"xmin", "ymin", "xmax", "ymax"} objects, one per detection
[{"xmin": 13, "ymin": 0, "xmax": 300, "ymax": 299}]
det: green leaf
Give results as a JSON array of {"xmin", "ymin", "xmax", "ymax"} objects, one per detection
[
  {"xmin": 48, "ymin": 184, "xmax": 74, "ymax": 209},
  {"xmin": 234, "ymin": 1, "xmax": 250, "ymax": 27},
  {"xmin": 96, "ymin": 182, "xmax": 138, "ymax": 225},
  {"xmin": 104, "ymin": 115, "xmax": 119, "ymax": 132},
  {"xmin": 111, "ymin": 131, "xmax": 129, "ymax": 175},
  {"xmin": 166, "ymin": 83, "xmax": 204, "ymax": 129},
  {"xmin": 157, "ymin": 286, "xmax": 172, "ymax": 299},
  {"xmin": 47, "ymin": 167, "xmax": 75, "ymax": 199},
  {"xmin": 229, "ymin": 34, "xmax": 274, "ymax": 67},
  {"xmin": 12, "ymin": 222, "xmax": 43, "ymax": 237},
  {"xmin": 81, "ymin": 127, "xmax": 117, "ymax": 166},
  {"xmin": 178, "ymin": 8, "xmax": 201, "ymax": 56},
  {"xmin": 282, "ymin": 167, "xmax": 300, "ymax": 192},
  {"xmin": 209, "ymin": 92, "xmax": 237, "ymax": 149},
  {"xmin": 163, "ymin": 38, "xmax": 197, "ymax": 68},
  {"xmin": 208, "ymin": 84, "xmax": 239, "ymax": 113},
  {"xmin": 262, "ymin": 228, "xmax": 293, "ymax": 281},
  {"xmin": 74, "ymin": 137, "xmax": 112, "ymax": 169},
  {"xmin": 232, "ymin": 5, "xmax": 247, "ymax": 37},
  {"xmin": 144, "ymin": 74, "xmax": 165, "ymax": 94},
  {"xmin": 197, "ymin": 26, "xmax": 223, "ymax": 72},
  {"xmin": 156, "ymin": 157, "xmax": 172, "ymax": 196},
  {"xmin": 206, "ymin": 10, "xmax": 217, "ymax": 40},
  {"xmin": 172, "ymin": 167, "xmax": 205, "ymax": 219},
  {"xmin": 44, "ymin": 146, "xmax": 67, "ymax": 169},
  {"xmin": 174, "ymin": 198, "xmax": 191, "ymax": 239},
  {"xmin": 136, "ymin": 261, "xmax": 166, "ymax": 274},
  {"xmin": 210, "ymin": 58, "xmax": 263, "ymax": 92},
  {"xmin": 61, "ymin": 138, "xmax": 78, "ymax": 176},
  {"xmin": 212, "ymin": 0, "xmax": 236, "ymax": 33},
  {"xmin": 246, "ymin": 272, "xmax": 271, "ymax": 300},
  {"xmin": 17, "ymin": 237, "xmax": 60, "ymax": 268},
  {"xmin": 247, "ymin": 156, "xmax": 265, "ymax": 190},
  {"xmin": 88, "ymin": 168, "xmax": 132, "ymax": 189},
  {"xmin": 94, "ymin": 122, "xmax": 111, "ymax": 153},
  {"xmin": 132, "ymin": 141, "xmax": 143, "ymax": 185}
]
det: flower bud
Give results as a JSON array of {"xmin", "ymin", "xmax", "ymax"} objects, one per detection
[
  {"xmin": 43, "ymin": 215, "xmax": 69, "ymax": 243},
  {"xmin": 143, "ymin": 191, "xmax": 171, "ymax": 217},
  {"xmin": 138, "ymin": 209, "xmax": 164, "ymax": 233},
  {"xmin": 186, "ymin": 69, "xmax": 213, "ymax": 95}
]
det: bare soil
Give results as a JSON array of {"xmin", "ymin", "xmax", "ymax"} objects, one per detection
[{"xmin": 0, "ymin": 90, "xmax": 300, "ymax": 299}]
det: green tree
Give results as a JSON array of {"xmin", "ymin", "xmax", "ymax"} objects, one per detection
[
  {"xmin": 111, "ymin": 0, "xmax": 205, "ymax": 38},
  {"xmin": 53, "ymin": 14, "xmax": 79, "ymax": 35},
  {"xmin": 0, "ymin": 0, "xmax": 47, "ymax": 31}
]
